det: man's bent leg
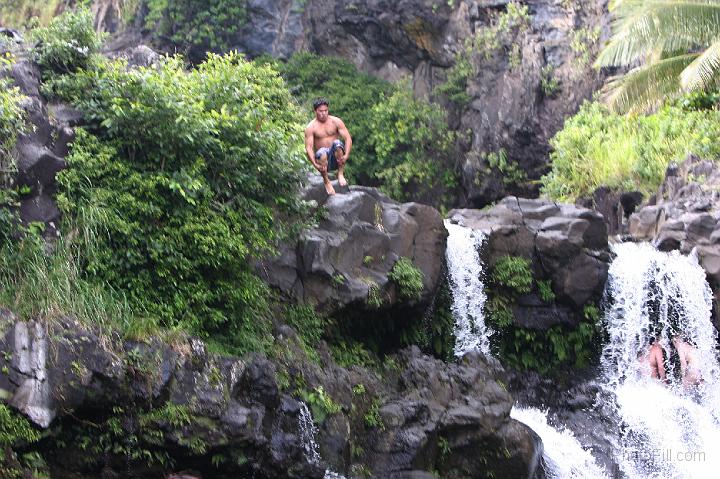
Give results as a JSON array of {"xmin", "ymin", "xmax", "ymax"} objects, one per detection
[
  {"xmin": 318, "ymin": 152, "xmax": 335, "ymax": 195},
  {"xmin": 338, "ymin": 161, "xmax": 347, "ymax": 187}
]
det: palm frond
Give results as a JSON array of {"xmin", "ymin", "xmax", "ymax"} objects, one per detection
[
  {"xmin": 681, "ymin": 40, "xmax": 720, "ymax": 89},
  {"xmin": 603, "ymin": 53, "xmax": 698, "ymax": 112},
  {"xmin": 596, "ymin": 1, "xmax": 720, "ymax": 67}
]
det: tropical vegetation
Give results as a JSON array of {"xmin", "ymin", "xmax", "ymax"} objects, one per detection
[{"xmin": 597, "ymin": 0, "xmax": 720, "ymax": 112}]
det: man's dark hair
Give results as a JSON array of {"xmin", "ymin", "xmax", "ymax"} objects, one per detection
[{"xmin": 313, "ymin": 97, "xmax": 329, "ymax": 110}]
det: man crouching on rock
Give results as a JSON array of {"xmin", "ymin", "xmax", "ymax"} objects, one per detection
[{"xmin": 304, "ymin": 97, "xmax": 352, "ymax": 195}]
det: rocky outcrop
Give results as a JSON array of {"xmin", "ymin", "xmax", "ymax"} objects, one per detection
[
  {"xmin": 628, "ymin": 154, "xmax": 720, "ymax": 328},
  {"xmin": 449, "ymin": 196, "xmax": 610, "ymax": 330},
  {"xmin": 259, "ymin": 175, "xmax": 447, "ymax": 316},
  {"xmin": 1, "ymin": 55, "xmax": 81, "ymax": 239},
  {"xmin": 0, "ymin": 311, "xmax": 541, "ymax": 479}
]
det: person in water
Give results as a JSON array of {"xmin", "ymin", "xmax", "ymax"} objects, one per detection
[
  {"xmin": 638, "ymin": 337, "xmax": 667, "ymax": 382},
  {"xmin": 672, "ymin": 335, "xmax": 703, "ymax": 388},
  {"xmin": 304, "ymin": 97, "xmax": 353, "ymax": 195}
]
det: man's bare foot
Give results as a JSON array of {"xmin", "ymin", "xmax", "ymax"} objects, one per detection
[
  {"xmin": 338, "ymin": 174, "xmax": 348, "ymax": 187},
  {"xmin": 324, "ymin": 181, "xmax": 336, "ymax": 195}
]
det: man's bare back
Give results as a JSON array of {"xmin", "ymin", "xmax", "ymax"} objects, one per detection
[
  {"xmin": 672, "ymin": 336, "xmax": 702, "ymax": 388},
  {"xmin": 304, "ymin": 98, "xmax": 353, "ymax": 195}
]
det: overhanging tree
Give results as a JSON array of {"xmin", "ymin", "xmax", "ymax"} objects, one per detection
[{"xmin": 596, "ymin": 0, "xmax": 720, "ymax": 112}]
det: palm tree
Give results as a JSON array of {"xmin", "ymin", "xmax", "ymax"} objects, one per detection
[{"xmin": 595, "ymin": 0, "xmax": 720, "ymax": 112}]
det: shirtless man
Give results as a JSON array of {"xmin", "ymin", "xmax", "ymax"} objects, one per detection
[
  {"xmin": 304, "ymin": 97, "xmax": 353, "ymax": 195},
  {"xmin": 638, "ymin": 337, "xmax": 666, "ymax": 382},
  {"xmin": 672, "ymin": 335, "xmax": 702, "ymax": 388}
]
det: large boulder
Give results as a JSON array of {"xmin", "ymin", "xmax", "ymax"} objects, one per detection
[
  {"xmin": 259, "ymin": 175, "xmax": 447, "ymax": 315},
  {"xmin": 448, "ymin": 196, "xmax": 610, "ymax": 330},
  {"xmin": 628, "ymin": 154, "xmax": 720, "ymax": 328}
]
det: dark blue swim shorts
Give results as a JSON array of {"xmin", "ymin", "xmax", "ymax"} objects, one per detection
[{"xmin": 315, "ymin": 140, "xmax": 345, "ymax": 171}]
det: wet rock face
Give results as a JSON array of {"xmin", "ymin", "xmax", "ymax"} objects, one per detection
[
  {"xmin": 628, "ymin": 154, "xmax": 720, "ymax": 328},
  {"xmin": 0, "ymin": 315, "xmax": 541, "ymax": 479},
  {"xmin": 448, "ymin": 196, "xmax": 610, "ymax": 330},
  {"xmin": 259, "ymin": 174, "xmax": 447, "ymax": 316}
]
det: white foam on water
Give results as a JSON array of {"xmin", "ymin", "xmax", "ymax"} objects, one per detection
[
  {"xmin": 512, "ymin": 406, "xmax": 611, "ymax": 479},
  {"xmin": 601, "ymin": 242, "xmax": 720, "ymax": 479},
  {"xmin": 444, "ymin": 220, "xmax": 491, "ymax": 357}
]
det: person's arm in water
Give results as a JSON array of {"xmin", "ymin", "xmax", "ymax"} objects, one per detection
[
  {"xmin": 305, "ymin": 124, "xmax": 325, "ymax": 172},
  {"xmin": 335, "ymin": 117, "xmax": 352, "ymax": 163},
  {"xmin": 654, "ymin": 345, "xmax": 667, "ymax": 381}
]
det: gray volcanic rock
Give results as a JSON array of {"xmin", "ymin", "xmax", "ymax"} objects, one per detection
[
  {"xmin": 0, "ymin": 314, "xmax": 541, "ymax": 479},
  {"xmin": 449, "ymin": 196, "xmax": 610, "ymax": 329},
  {"xmin": 2, "ymin": 57, "xmax": 80, "ymax": 238},
  {"xmin": 628, "ymin": 154, "xmax": 720, "ymax": 328},
  {"xmin": 259, "ymin": 174, "xmax": 447, "ymax": 314}
]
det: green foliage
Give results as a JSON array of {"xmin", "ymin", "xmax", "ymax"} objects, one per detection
[
  {"xmin": 0, "ymin": 78, "xmax": 27, "ymax": 241},
  {"xmin": 302, "ymin": 386, "xmax": 341, "ymax": 425},
  {"xmin": 483, "ymin": 148, "xmax": 527, "ymax": 186},
  {"xmin": 330, "ymin": 340, "xmax": 378, "ymax": 369},
  {"xmin": 499, "ymin": 321, "xmax": 597, "ymax": 372},
  {"xmin": 540, "ymin": 64, "xmax": 560, "ymax": 97},
  {"xmin": 30, "ymin": 8, "xmax": 105, "ymax": 74},
  {"xmin": 537, "ymin": 279, "xmax": 555, "ymax": 303},
  {"xmin": 595, "ymin": 1, "xmax": 720, "ymax": 112},
  {"xmin": 42, "ymin": 51, "xmax": 309, "ymax": 353},
  {"xmin": 435, "ymin": 52, "xmax": 472, "ymax": 105},
  {"xmin": 569, "ymin": 26, "xmax": 600, "ymax": 69},
  {"xmin": 145, "ymin": 0, "xmax": 247, "ymax": 62},
  {"xmin": 541, "ymin": 100, "xmax": 720, "ymax": 201},
  {"xmin": 285, "ymin": 303, "xmax": 328, "ymax": 363},
  {"xmin": 0, "ymin": 404, "xmax": 40, "ymax": 447},
  {"xmin": 272, "ymin": 52, "xmax": 458, "ymax": 205},
  {"xmin": 0, "ymin": 228, "xmax": 138, "ymax": 333},
  {"xmin": 388, "ymin": 257, "xmax": 424, "ymax": 301},
  {"xmin": 491, "ymin": 256, "xmax": 532, "ymax": 295},
  {"xmin": 363, "ymin": 398, "xmax": 385, "ymax": 430},
  {"xmin": 0, "ymin": 404, "xmax": 41, "ymax": 478}
]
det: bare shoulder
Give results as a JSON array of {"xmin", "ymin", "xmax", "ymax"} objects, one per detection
[
  {"xmin": 305, "ymin": 119, "xmax": 317, "ymax": 132},
  {"xmin": 330, "ymin": 115, "xmax": 346, "ymax": 128}
]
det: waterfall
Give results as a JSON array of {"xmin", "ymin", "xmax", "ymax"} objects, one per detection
[
  {"xmin": 445, "ymin": 220, "xmax": 491, "ymax": 356},
  {"xmin": 298, "ymin": 402, "xmax": 347, "ymax": 479},
  {"xmin": 601, "ymin": 242, "xmax": 720, "ymax": 479},
  {"xmin": 511, "ymin": 406, "xmax": 611, "ymax": 479}
]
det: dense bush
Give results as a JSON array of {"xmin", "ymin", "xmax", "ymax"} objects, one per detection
[
  {"xmin": 145, "ymin": 0, "xmax": 247, "ymax": 62},
  {"xmin": 542, "ymin": 101, "xmax": 720, "ymax": 201},
  {"xmin": 0, "ymin": 79, "xmax": 27, "ymax": 242},
  {"xmin": 45, "ymin": 50, "xmax": 308, "ymax": 353},
  {"xmin": 271, "ymin": 52, "xmax": 458, "ymax": 206},
  {"xmin": 30, "ymin": 7, "xmax": 104, "ymax": 74}
]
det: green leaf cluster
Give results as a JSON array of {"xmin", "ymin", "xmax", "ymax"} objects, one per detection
[
  {"xmin": 491, "ymin": 256, "xmax": 532, "ymax": 295},
  {"xmin": 388, "ymin": 257, "xmax": 424, "ymax": 302},
  {"xmin": 30, "ymin": 7, "xmax": 105, "ymax": 74},
  {"xmin": 0, "ymin": 79, "xmax": 27, "ymax": 241},
  {"xmin": 270, "ymin": 52, "xmax": 458, "ymax": 206},
  {"xmin": 541, "ymin": 100, "xmax": 720, "ymax": 201}
]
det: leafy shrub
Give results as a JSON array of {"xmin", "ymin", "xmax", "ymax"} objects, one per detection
[
  {"xmin": 302, "ymin": 386, "xmax": 341, "ymax": 424},
  {"xmin": 144, "ymin": 0, "xmax": 247, "ymax": 63},
  {"xmin": 537, "ymin": 279, "xmax": 555, "ymax": 303},
  {"xmin": 0, "ymin": 79, "xmax": 26, "ymax": 241},
  {"xmin": 270, "ymin": 52, "xmax": 458, "ymax": 205},
  {"xmin": 388, "ymin": 257, "xmax": 424, "ymax": 301},
  {"xmin": 48, "ymin": 52, "xmax": 308, "ymax": 353},
  {"xmin": 491, "ymin": 256, "xmax": 532, "ymax": 295},
  {"xmin": 542, "ymin": 101, "xmax": 720, "ymax": 201},
  {"xmin": 30, "ymin": 8, "xmax": 104, "ymax": 74}
]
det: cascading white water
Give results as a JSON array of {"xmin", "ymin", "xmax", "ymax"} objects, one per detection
[
  {"xmin": 511, "ymin": 406, "xmax": 611, "ymax": 479},
  {"xmin": 444, "ymin": 220, "xmax": 491, "ymax": 356},
  {"xmin": 298, "ymin": 402, "xmax": 347, "ymax": 479},
  {"xmin": 299, "ymin": 402, "xmax": 321, "ymax": 464},
  {"xmin": 602, "ymin": 242, "xmax": 720, "ymax": 479}
]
